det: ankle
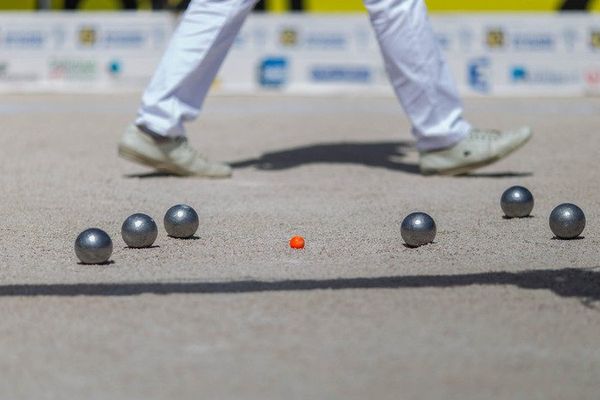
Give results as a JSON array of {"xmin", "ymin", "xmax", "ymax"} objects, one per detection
[{"xmin": 136, "ymin": 124, "xmax": 172, "ymax": 143}]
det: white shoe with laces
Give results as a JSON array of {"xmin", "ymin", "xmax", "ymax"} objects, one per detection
[
  {"xmin": 118, "ymin": 124, "xmax": 232, "ymax": 178},
  {"xmin": 419, "ymin": 127, "xmax": 532, "ymax": 176}
]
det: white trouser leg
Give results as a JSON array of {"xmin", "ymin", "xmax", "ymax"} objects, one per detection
[
  {"xmin": 136, "ymin": 0, "xmax": 258, "ymax": 137},
  {"xmin": 363, "ymin": 0, "xmax": 471, "ymax": 151}
]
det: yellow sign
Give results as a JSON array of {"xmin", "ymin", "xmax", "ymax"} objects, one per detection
[
  {"xmin": 591, "ymin": 30, "xmax": 600, "ymax": 48},
  {"xmin": 0, "ymin": 0, "xmax": 155, "ymax": 10},
  {"xmin": 3, "ymin": 0, "xmax": 600, "ymax": 11},
  {"xmin": 426, "ymin": 0, "xmax": 561, "ymax": 11},
  {"xmin": 485, "ymin": 29, "xmax": 505, "ymax": 48},
  {"xmin": 78, "ymin": 26, "xmax": 97, "ymax": 46},
  {"xmin": 299, "ymin": 0, "xmax": 600, "ymax": 12},
  {"xmin": 3, "ymin": 0, "xmax": 36, "ymax": 9},
  {"xmin": 302, "ymin": 0, "xmax": 365, "ymax": 12}
]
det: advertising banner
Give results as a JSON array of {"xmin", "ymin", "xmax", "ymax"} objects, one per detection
[
  {"xmin": 1, "ymin": 12, "xmax": 600, "ymax": 96},
  {"xmin": 0, "ymin": 12, "xmax": 172, "ymax": 91},
  {"xmin": 220, "ymin": 13, "xmax": 600, "ymax": 96}
]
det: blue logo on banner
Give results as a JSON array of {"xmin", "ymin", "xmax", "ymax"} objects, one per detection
[
  {"xmin": 104, "ymin": 30, "xmax": 145, "ymax": 48},
  {"xmin": 467, "ymin": 57, "xmax": 491, "ymax": 93},
  {"xmin": 310, "ymin": 66, "xmax": 371, "ymax": 83},
  {"xmin": 509, "ymin": 65, "xmax": 578, "ymax": 85},
  {"xmin": 512, "ymin": 34, "xmax": 555, "ymax": 51},
  {"xmin": 3, "ymin": 30, "xmax": 45, "ymax": 49},
  {"xmin": 511, "ymin": 66, "xmax": 528, "ymax": 82},
  {"xmin": 259, "ymin": 57, "xmax": 288, "ymax": 88},
  {"xmin": 304, "ymin": 33, "xmax": 347, "ymax": 50},
  {"xmin": 108, "ymin": 59, "xmax": 123, "ymax": 76}
]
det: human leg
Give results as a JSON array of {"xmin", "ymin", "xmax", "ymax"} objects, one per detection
[
  {"xmin": 363, "ymin": 0, "xmax": 531, "ymax": 174},
  {"xmin": 136, "ymin": 0, "xmax": 259, "ymax": 137},
  {"xmin": 119, "ymin": 0, "xmax": 258, "ymax": 177}
]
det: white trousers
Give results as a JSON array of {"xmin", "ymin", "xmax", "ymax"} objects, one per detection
[{"xmin": 136, "ymin": 0, "xmax": 471, "ymax": 151}]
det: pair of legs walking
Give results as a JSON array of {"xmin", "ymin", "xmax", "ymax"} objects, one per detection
[{"xmin": 119, "ymin": 0, "xmax": 531, "ymax": 177}]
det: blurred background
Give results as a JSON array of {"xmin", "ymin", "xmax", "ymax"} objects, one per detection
[
  {"xmin": 8, "ymin": 0, "xmax": 600, "ymax": 12},
  {"xmin": 0, "ymin": 1, "xmax": 599, "ymax": 96}
]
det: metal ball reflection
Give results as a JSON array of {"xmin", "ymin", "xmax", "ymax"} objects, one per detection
[
  {"xmin": 121, "ymin": 213, "xmax": 158, "ymax": 248},
  {"xmin": 549, "ymin": 203, "xmax": 585, "ymax": 239},
  {"xmin": 401, "ymin": 212, "xmax": 436, "ymax": 248},
  {"xmin": 75, "ymin": 228, "xmax": 113, "ymax": 264},
  {"xmin": 501, "ymin": 186, "xmax": 534, "ymax": 218},
  {"xmin": 164, "ymin": 204, "xmax": 199, "ymax": 239}
]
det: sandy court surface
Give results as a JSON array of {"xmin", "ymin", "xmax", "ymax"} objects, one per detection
[{"xmin": 0, "ymin": 93, "xmax": 599, "ymax": 399}]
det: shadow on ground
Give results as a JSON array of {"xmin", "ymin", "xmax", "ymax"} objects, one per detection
[
  {"xmin": 2, "ymin": 268, "xmax": 599, "ymax": 307},
  {"xmin": 229, "ymin": 141, "xmax": 531, "ymax": 177},
  {"xmin": 125, "ymin": 172, "xmax": 178, "ymax": 179},
  {"xmin": 230, "ymin": 141, "xmax": 420, "ymax": 174}
]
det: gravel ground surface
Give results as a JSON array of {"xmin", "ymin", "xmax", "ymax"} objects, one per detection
[{"xmin": 0, "ymin": 94, "xmax": 599, "ymax": 399}]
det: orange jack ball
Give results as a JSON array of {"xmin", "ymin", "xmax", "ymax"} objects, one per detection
[{"xmin": 289, "ymin": 236, "xmax": 305, "ymax": 249}]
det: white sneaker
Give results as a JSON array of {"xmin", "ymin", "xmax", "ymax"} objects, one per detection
[
  {"xmin": 419, "ymin": 127, "xmax": 532, "ymax": 176},
  {"xmin": 118, "ymin": 124, "xmax": 232, "ymax": 178}
]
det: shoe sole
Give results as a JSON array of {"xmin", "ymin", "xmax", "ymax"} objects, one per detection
[
  {"xmin": 421, "ymin": 132, "xmax": 532, "ymax": 176},
  {"xmin": 118, "ymin": 145, "xmax": 232, "ymax": 178}
]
